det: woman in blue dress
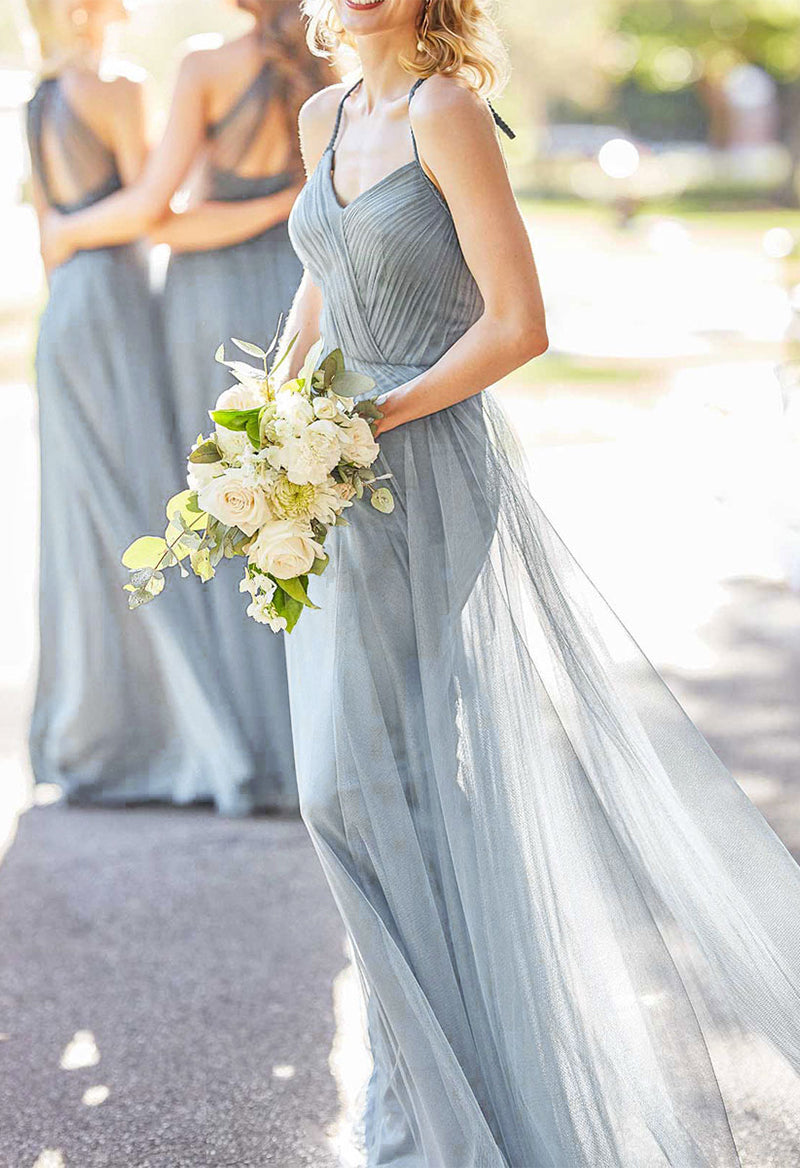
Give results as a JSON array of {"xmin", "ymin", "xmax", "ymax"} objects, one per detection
[
  {"xmin": 280, "ymin": 0, "xmax": 800, "ymax": 1162},
  {"xmin": 40, "ymin": 1, "xmax": 329, "ymax": 814},
  {"xmin": 25, "ymin": 0, "xmax": 232, "ymax": 809}
]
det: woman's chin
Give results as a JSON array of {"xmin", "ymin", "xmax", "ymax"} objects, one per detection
[{"xmin": 340, "ymin": 0, "xmax": 394, "ymax": 31}]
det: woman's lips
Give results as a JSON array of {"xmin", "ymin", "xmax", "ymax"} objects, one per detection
[{"xmin": 344, "ymin": 0, "xmax": 387, "ymax": 9}]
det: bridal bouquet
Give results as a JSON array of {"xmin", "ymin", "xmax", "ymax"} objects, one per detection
[{"xmin": 122, "ymin": 332, "xmax": 393, "ymax": 633}]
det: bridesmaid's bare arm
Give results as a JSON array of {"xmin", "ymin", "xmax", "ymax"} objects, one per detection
[
  {"xmin": 374, "ymin": 76, "xmax": 547, "ymax": 435},
  {"xmin": 277, "ymin": 84, "xmax": 347, "ymax": 379},
  {"xmin": 150, "ymin": 183, "xmax": 302, "ymax": 253}
]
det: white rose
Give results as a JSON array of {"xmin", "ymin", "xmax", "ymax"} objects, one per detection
[
  {"xmin": 282, "ymin": 420, "xmax": 342, "ymax": 486},
  {"xmin": 248, "ymin": 520, "xmax": 324, "ymax": 579},
  {"xmin": 338, "ymin": 415, "xmax": 379, "ymax": 468},
  {"xmin": 215, "ymin": 383, "xmax": 263, "ymax": 411},
  {"xmin": 275, "ymin": 389, "xmax": 314, "ymax": 435},
  {"xmin": 187, "ymin": 460, "xmax": 224, "ymax": 492},
  {"xmin": 313, "ymin": 396, "xmax": 339, "ymax": 421},
  {"xmin": 197, "ymin": 469, "xmax": 272, "ymax": 536}
]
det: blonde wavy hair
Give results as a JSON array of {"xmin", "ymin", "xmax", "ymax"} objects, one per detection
[{"xmin": 302, "ymin": 0, "xmax": 509, "ymax": 97}]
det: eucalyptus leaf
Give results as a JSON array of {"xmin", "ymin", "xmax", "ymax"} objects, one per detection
[
  {"xmin": 370, "ymin": 487, "xmax": 395, "ymax": 514},
  {"xmin": 331, "ymin": 370, "xmax": 376, "ymax": 399},
  {"xmin": 298, "ymin": 338, "xmax": 325, "ymax": 389},
  {"xmin": 269, "ymin": 330, "xmax": 298, "ymax": 378},
  {"xmin": 122, "ymin": 536, "xmax": 168, "ymax": 571},
  {"xmin": 189, "ymin": 439, "xmax": 222, "ymax": 464},
  {"xmin": 129, "ymin": 567, "xmax": 153, "ymax": 588},
  {"xmin": 232, "ymin": 337, "xmax": 267, "ymax": 359},
  {"xmin": 265, "ymin": 314, "xmax": 284, "ymax": 358},
  {"xmin": 167, "ymin": 490, "xmax": 207, "ymax": 530},
  {"xmin": 319, "ymin": 348, "xmax": 345, "ymax": 389}
]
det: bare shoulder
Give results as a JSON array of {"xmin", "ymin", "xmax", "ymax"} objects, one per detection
[
  {"xmin": 299, "ymin": 82, "xmax": 349, "ymax": 136},
  {"xmin": 409, "ymin": 74, "xmax": 494, "ymax": 138},
  {"xmin": 102, "ymin": 74, "xmax": 145, "ymax": 118},
  {"xmin": 297, "ymin": 82, "xmax": 350, "ymax": 172},
  {"xmin": 63, "ymin": 70, "xmax": 144, "ymax": 139}
]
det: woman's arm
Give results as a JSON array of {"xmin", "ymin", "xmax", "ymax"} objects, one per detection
[
  {"xmin": 374, "ymin": 77, "xmax": 547, "ymax": 437},
  {"xmin": 278, "ymin": 269, "xmax": 324, "ymax": 381},
  {"xmin": 150, "ymin": 182, "xmax": 302, "ymax": 252},
  {"xmin": 41, "ymin": 53, "xmax": 209, "ymax": 266},
  {"xmin": 271, "ymin": 83, "xmax": 345, "ymax": 378}
]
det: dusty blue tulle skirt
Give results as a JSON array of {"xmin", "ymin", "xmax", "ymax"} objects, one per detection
[
  {"xmin": 31, "ymin": 243, "xmax": 255, "ymax": 810},
  {"xmin": 287, "ymin": 361, "xmax": 800, "ymax": 1166},
  {"xmin": 160, "ymin": 222, "xmax": 303, "ymax": 814}
]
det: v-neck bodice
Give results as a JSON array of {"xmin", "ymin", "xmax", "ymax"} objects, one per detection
[{"xmin": 287, "ymin": 79, "xmax": 484, "ymax": 387}]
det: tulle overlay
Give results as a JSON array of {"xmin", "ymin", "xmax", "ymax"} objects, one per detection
[{"xmin": 287, "ymin": 81, "xmax": 800, "ymax": 1165}]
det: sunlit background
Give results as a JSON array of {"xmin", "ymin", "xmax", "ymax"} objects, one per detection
[{"xmin": 1, "ymin": 1, "xmax": 800, "ymax": 1163}]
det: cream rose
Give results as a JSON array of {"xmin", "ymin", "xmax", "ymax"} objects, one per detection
[
  {"xmin": 313, "ymin": 396, "xmax": 339, "ymax": 421},
  {"xmin": 197, "ymin": 469, "xmax": 271, "ymax": 536},
  {"xmin": 248, "ymin": 520, "xmax": 324, "ymax": 579},
  {"xmin": 338, "ymin": 415, "xmax": 379, "ymax": 468}
]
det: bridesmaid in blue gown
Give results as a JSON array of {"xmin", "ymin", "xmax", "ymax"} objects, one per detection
[
  {"xmin": 41, "ymin": 2, "xmax": 329, "ymax": 814},
  {"xmin": 281, "ymin": 0, "xmax": 800, "ymax": 1163},
  {"xmin": 25, "ymin": 0, "xmax": 226, "ymax": 808}
]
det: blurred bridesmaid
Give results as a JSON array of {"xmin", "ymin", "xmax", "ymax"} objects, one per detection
[
  {"xmin": 24, "ymin": 0, "xmax": 236, "ymax": 810},
  {"xmin": 42, "ymin": 1, "xmax": 332, "ymax": 815}
]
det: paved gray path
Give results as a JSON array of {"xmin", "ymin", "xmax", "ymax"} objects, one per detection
[{"xmin": 0, "ymin": 810, "xmax": 344, "ymax": 1168}]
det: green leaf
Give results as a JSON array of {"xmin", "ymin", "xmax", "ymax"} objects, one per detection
[
  {"xmin": 166, "ymin": 489, "xmax": 207, "ymax": 530},
  {"xmin": 128, "ymin": 567, "xmax": 153, "ymax": 588},
  {"xmin": 269, "ymin": 330, "xmax": 298, "ymax": 378},
  {"xmin": 299, "ymin": 338, "xmax": 324, "ymax": 389},
  {"xmin": 331, "ymin": 370, "xmax": 376, "ymax": 398},
  {"xmin": 246, "ymin": 415, "xmax": 262, "ymax": 450},
  {"xmin": 272, "ymin": 586, "xmax": 304, "ymax": 633},
  {"xmin": 211, "ymin": 407, "xmax": 262, "ymax": 432},
  {"xmin": 122, "ymin": 536, "xmax": 169, "ymax": 571},
  {"xmin": 163, "ymin": 523, "xmax": 193, "ymax": 561},
  {"xmin": 354, "ymin": 398, "xmax": 383, "ymax": 421},
  {"xmin": 308, "ymin": 554, "xmax": 329, "ymax": 576},
  {"xmin": 264, "ymin": 314, "xmax": 284, "ymax": 358},
  {"xmin": 370, "ymin": 487, "xmax": 395, "ymax": 514},
  {"xmin": 232, "ymin": 337, "xmax": 267, "ymax": 359},
  {"xmin": 189, "ymin": 439, "xmax": 222, "ymax": 464},
  {"xmin": 319, "ymin": 348, "xmax": 345, "ymax": 388},
  {"xmin": 274, "ymin": 574, "xmax": 318, "ymax": 609}
]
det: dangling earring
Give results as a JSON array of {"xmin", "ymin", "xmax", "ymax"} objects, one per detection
[{"xmin": 417, "ymin": 0, "xmax": 431, "ymax": 53}]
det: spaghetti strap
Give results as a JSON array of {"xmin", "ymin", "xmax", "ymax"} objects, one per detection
[
  {"xmin": 408, "ymin": 75, "xmax": 515, "ymax": 144},
  {"xmin": 327, "ymin": 79, "xmax": 363, "ymax": 154}
]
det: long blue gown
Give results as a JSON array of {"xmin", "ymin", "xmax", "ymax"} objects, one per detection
[
  {"xmin": 286, "ymin": 79, "xmax": 800, "ymax": 1165},
  {"xmin": 159, "ymin": 59, "xmax": 302, "ymax": 813},
  {"xmin": 27, "ymin": 76, "xmax": 294, "ymax": 815}
]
